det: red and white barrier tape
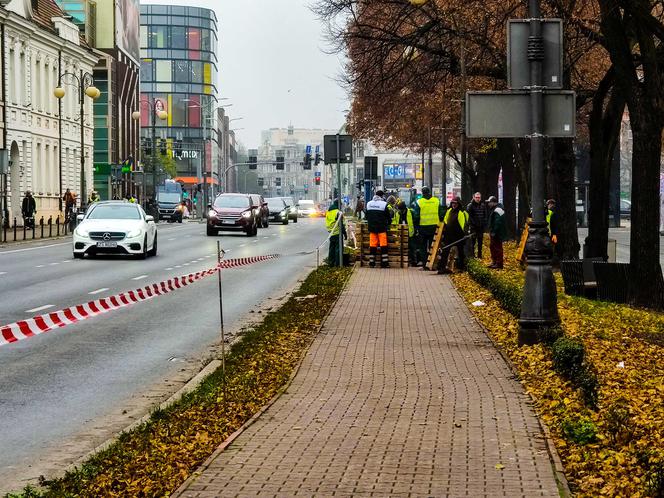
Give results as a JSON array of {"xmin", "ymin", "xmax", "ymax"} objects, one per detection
[{"xmin": 0, "ymin": 254, "xmax": 279, "ymax": 347}]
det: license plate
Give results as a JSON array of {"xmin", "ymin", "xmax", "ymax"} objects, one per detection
[
  {"xmin": 222, "ymin": 220, "xmax": 235, "ymax": 225},
  {"xmin": 97, "ymin": 241, "xmax": 117, "ymax": 248}
]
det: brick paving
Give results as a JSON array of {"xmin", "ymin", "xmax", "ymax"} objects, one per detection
[{"xmin": 176, "ymin": 268, "xmax": 561, "ymax": 498}]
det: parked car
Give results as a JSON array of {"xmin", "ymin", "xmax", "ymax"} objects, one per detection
[
  {"xmin": 297, "ymin": 199, "xmax": 316, "ymax": 217},
  {"xmin": 278, "ymin": 196, "xmax": 298, "ymax": 223},
  {"xmin": 249, "ymin": 194, "xmax": 269, "ymax": 228},
  {"xmin": 207, "ymin": 194, "xmax": 258, "ymax": 236},
  {"xmin": 620, "ymin": 199, "xmax": 631, "ymax": 218},
  {"xmin": 265, "ymin": 197, "xmax": 290, "ymax": 225},
  {"xmin": 73, "ymin": 201, "xmax": 157, "ymax": 259}
]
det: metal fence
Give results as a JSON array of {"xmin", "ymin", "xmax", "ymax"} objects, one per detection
[{"xmin": 1, "ymin": 215, "xmax": 76, "ymax": 243}]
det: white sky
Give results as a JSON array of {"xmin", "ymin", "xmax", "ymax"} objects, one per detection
[{"xmin": 143, "ymin": 0, "xmax": 349, "ymax": 149}]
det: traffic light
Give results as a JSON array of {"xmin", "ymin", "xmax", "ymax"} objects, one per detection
[
  {"xmin": 249, "ymin": 155, "xmax": 258, "ymax": 170},
  {"xmin": 304, "ymin": 145, "xmax": 312, "ymax": 170},
  {"xmin": 315, "ymin": 177, "xmax": 320, "ymax": 186},
  {"xmin": 276, "ymin": 156, "xmax": 285, "ymax": 170},
  {"xmin": 314, "ymin": 145, "xmax": 321, "ymax": 166}
]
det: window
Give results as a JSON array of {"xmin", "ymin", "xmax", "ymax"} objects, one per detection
[
  {"xmin": 171, "ymin": 26, "xmax": 186, "ymax": 49},
  {"xmin": 171, "ymin": 97, "xmax": 187, "ymax": 126},
  {"xmin": 155, "ymin": 60, "xmax": 171, "ymax": 81},
  {"xmin": 148, "ymin": 26, "xmax": 167, "ymax": 48},
  {"xmin": 187, "ymin": 28, "xmax": 201, "ymax": 50},
  {"xmin": 174, "ymin": 60, "xmax": 189, "ymax": 83},
  {"xmin": 191, "ymin": 61, "xmax": 203, "ymax": 83},
  {"xmin": 140, "ymin": 25, "xmax": 148, "ymax": 48},
  {"xmin": 201, "ymin": 29, "xmax": 211, "ymax": 52},
  {"xmin": 140, "ymin": 59, "xmax": 153, "ymax": 82}
]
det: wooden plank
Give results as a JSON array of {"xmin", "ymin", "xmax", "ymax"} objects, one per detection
[
  {"xmin": 425, "ymin": 223, "xmax": 445, "ymax": 270},
  {"xmin": 516, "ymin": 218, "xmax": 531, "ymax": 263}
]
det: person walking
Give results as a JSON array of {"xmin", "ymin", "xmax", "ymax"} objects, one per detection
[
  {"xmin": 396, "ymin": 200, "xmax": 417, "ymax": 266},
  {"xmin": 387, "ymin": 195, "xmax": 398, "ymax": 227},
  {"xmin": 413, "ymin": 186, "xmax": 444, "ymax": 268},
  {"xmin": 326, "ymin": 199, "xmax": 345, "ymax": 267},
  {"xmin": 63, "ymin": 189, "xmax": 76, "ymax": 220},
  {"xmin": 366, "ymin": 190, "xmax": 391, "ymax": 268},
  {"xmin": 487, "ymin": 196, "xmax": 507, "ymax": 269},
  {"xmin": 437, "ymin": 197, "xmax": 469, "ymax": 274},
  {"xmin": 354, "ymin": 195, "xmax": 365, "ymax": 220},
  {"xmin": 21, "ymin": 191, "xmax": 36, "ymax": 228},
  {"xmin": 546, "ymin": 199, "xmax": 560, "ymax": 260},
  {"xmin": 467, "ymin": 192, "xmax": 488, "ymax": 259}
]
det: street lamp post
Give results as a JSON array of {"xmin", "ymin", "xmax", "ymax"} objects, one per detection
[
  {"xmin": 132, "ymin": 99, "xmax": 167, "ymax": 206},
  {"xmin": 518, "ymin": 0, "xmax": 559, "ymax": 342},
  {"xmin": 54, "ymin": 71, "xmax": 100, "ymax": 211}
]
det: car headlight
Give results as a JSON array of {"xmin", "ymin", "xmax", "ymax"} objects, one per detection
[
  {"xmin": 75, "ymin": 226, "xmax": 90, "ymax": 237},
  {"xmin": 280, "ymin": 210, "xmax": 287, "ymax": 216},
  {"xmin": 208, "ymin": 210, "xmax": 218, "ymax": 219},
  {"xmin": 242, "ymin": 211, "xmax": 252, "ymax": 219},
  {"xmin": 126, "ymin": 228, "xmax": 142, "ymax": 238}
]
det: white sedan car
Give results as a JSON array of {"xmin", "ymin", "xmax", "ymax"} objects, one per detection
[{"xmin": 73, "ymin": 201, "xmax": 158, "ymax": 259}]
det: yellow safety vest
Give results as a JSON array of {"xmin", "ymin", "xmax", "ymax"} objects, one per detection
[
  {"xmin": 326, "ymin": 209, "xmax": 341, "ymax": 235},
  {"xmin": 546, "ymin": 209, "xmax": 553, "ymax": 235},
  {"xmin": 389, "ymin": 205, "xmax": 399, "ymax": 226},
  {"xmin": 398, "ymin": 209, "xmax": 415, "ymax": 237},
  {"xmin": 417, "ymin": 197, "xmax": 440, "ymax": 226},
  {"xmin": 443, "ymin": 209, "xmax": 469, "ymax": 230}
]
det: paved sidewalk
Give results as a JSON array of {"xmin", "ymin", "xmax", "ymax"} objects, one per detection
[{"xmin": 176, "ymin": 268, "xmax": 561, "ymax": 497}]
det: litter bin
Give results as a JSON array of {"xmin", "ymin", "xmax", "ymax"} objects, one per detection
[{"xmin": 607, "ymin": 239, "xmax": 617, "ymax": 262}]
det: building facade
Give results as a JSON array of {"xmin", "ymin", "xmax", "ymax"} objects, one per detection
[
  {"xmin": 1, "ymin": 0, "xmax": 99, "ymax": 222},
  {"xmin": 139, "ymin": 4, "xmax": 219, "ymax": 197},
  {"xmin": 257, "ymin": 126, "xmax": 337, "ymax": 202}
]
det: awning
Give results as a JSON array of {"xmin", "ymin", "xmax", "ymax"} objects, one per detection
[{"xmin": 174, "ymin": 176, "xmax": 219, "ymax": 186}]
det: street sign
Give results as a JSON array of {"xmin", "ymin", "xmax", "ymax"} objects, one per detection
[
  {"xmin": 364, "ymin": 156, "xmax": 378, "ymax": 180},
  {"xmin": 508, "ymin": 19, "xmax": 563, "ymax": 90},
  {"xmin": 323, "ymin": 135, "xmax": 353, "ymax": 164},
  {"xmin": 466, "ymin": 91, "xmax": 576, "ymax": 138}
]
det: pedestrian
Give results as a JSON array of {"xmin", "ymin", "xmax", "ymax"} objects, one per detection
[
  {"xmin": 22, "ymin": 191, "xmax": 36, "ymax": 228},
  {"xmin": 546, "ymin": 199, "xmax": 560, "ymax": 259},
  {"xmin": 88, "ymin": 190, "xmax": 100, "ymax": 204},
  {"xmin": 325, "ymin": 199, "xmax": 345, "ymax": 267},
  {"xmin": 437, "ymin": 197, "xmax": 469, "ymax": 274},
  {"xmin": 413, "ymin": 186, "xmax": 444, "ymax": 268},
  {"xmin": 63, "ymin": 189, "xmax": 76, "ymax": 221},
  {"xmin": 387, "ymin": 195, "xmax": 398, "ymax": 227},
  {"xmin": 487, "ymin": 196, "xmax": 507, "ymax": 269},
  {"xmin": 467, "ymin": 192, "xmax": 488, "ymax": 259},
  {"xmin": 354, "ymin": 195, "xmax": 365, "ymax": 220},
  {"xmin": 397, "ymin": 200, "xmax": 417, "ymax": 266},
  {"xmin": 366, "ymin": 190, "xmax": 391, "ymax": 268}
]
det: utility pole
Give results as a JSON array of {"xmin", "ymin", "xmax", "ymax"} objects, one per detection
[
  {"xmin": 336, "ymin": 134, "xmax": 343, "ymax": 267},
  {"xmin": 427, "ymin": 126, "xmax": 433, "ymax": 189},
  {"xmin": 518, "ymin": 0, "xmax": 559, "ymax": 341}
]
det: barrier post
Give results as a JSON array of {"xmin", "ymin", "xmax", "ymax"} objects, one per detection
[{"xmin": 217, "ymin": 241, "xmax": 226, "ymax": 401}]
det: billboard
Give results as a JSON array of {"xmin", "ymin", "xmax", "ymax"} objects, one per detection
[
  {"xmin": 383, "ymin": 163, "xmax": 423, "ymax": 186},
  {"xmin": 116, "ymin": 0, "xmax": 140, "ymax": 63}
]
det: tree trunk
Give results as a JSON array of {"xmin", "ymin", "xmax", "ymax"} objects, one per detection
[
  {"xmin": 586, "ymin": 69, "xmax": 625, "ymax": 259},
  {"xmin": 550, "ymin": 138, "xmax": 581, "ymax": 259},
  {"xmin": 500, "ymin": 139, "xmax": 517, "ymax": 239},
  {"xmin": 628, "ymin": 115, "xmax": 663, "ymax": 307}
]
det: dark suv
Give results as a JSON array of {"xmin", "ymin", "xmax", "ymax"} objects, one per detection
[
  {"xmin": 249, "ymin": 194, "xmax": 269, "ymax": 228},
  {"xmin": 207, "ymin": 194, "xmax": 258, "ymax": 236},
  {"xmin": 265, "ymin": 197, "xmax": 290, "ymax": 225}
]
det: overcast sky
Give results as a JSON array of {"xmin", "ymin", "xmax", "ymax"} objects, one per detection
[{"xmin": 143, "ymin": 0, "xmax": 349, "ymax": 149}]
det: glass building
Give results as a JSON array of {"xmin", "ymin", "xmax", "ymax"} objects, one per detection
[{"xmin": 139, "ymin": 4, "xmax": 219, "ymax": 187}]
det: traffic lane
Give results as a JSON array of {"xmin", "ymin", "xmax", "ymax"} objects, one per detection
[
  {"xmin": 577, "ymin": 227, "xmax": 664, "ymax": 265},
  {"xmin": 0, "ymin": 221, "xmax": 318, "ymax": 324},
  {"xmin": 0, "ymin": 235, "xmax": 321, "ymax": 482}
]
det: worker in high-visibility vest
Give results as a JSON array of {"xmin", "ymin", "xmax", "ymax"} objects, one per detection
[
  {"xmin": 366, "ymin": 190, "xmax": 391, "ymax": 268},
  {"xmin": 326, "ymin": 200, "xmax": 345, "ymax": 267},
  {"xmin": 438, "ymin": 197, "xmax": 469, "ymax": 274},
  {"xmin": 413, "ymin": 186, "xmax": 445, "ymax": 267},
  {"xmin": 546, "ymin": 199, "xmax": 560, "ymax": 261}
]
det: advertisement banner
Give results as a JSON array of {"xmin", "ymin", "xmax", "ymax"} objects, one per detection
[
  {"xmin": 116, "ymin": 0, "xmax": 140, "ymax": 63},
  {"xmin": 383, "ymin": 163, "xmax": 423, "ymax": 185}
]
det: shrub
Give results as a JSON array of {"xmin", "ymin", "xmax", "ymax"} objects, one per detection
[
  {"xmin": 551, "ymin": 336, "xmax": 585, "ymax": 379},
  {"xmin": 576, "ymin": 367, "xmax": 599, "ymax": 409},
  {"xmin": 466, "ymin": 259, "xmax": 522, "ymax": 317},
  {"xmin": 605, "ymin": 397, "xmax": 633, "ymax": 445},
  {"xmin": 562, "ymin": 416, "xmax": 598, "ymax": 445}
]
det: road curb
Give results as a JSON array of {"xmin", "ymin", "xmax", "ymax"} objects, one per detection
[
  {"xmin": 450, "ymin": 274, "xmax": 572, "ymax": 498},
  {"xmin": 173, "ymin": 265, "xmax": 355, "ymax": 497}
]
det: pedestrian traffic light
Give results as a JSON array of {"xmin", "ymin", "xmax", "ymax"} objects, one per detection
[
  {"xmin": 249, "ymin": 155, "xmax": 258, "ymax": 170},
  {"xmin": 315, "ymin": 177, "xmax": 321, "ymax": 186}
]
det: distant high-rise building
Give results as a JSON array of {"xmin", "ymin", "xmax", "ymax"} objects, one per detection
[{"xmin": 139, "ymin": 4, "xmax": 219, "ymax": 196}]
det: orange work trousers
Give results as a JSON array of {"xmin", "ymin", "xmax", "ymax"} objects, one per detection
[{"xmin": 369, "ymin": 232, "xmax": 388, "ymax": 247}]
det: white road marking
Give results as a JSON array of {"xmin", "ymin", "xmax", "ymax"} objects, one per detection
[
  {"xmin": 49, "ymin": 262, "xmax": 59, "ymax": 266},
  {"xmin": 175, "ymin": 265, "xmax": 182, "ymax": 268},
  {"xmin": 0, "ymin": 242, "xmax": 70, "ymax": 255},
  {"xmin": 239, "ymin": 244, "xmax": 246, "ymax": 247},
  {"xmin": 183, "ymin": 263, "xmax": 190, "ymax": 266},
  {"xmin": 0, "ymin": 271, "xmax": 7, "ymax": 275},
  {"xmin": 165, "ymin": 267, "xmax": 174, "ymax": 271},
  {"xmin": 35, "ymin": 265, "xmax": 45, "ymax": 268},
  {"xmin": 132, "ymin": 274, "xmax": 148, "ymax": 281},
  {"xmin": 26, "ymin": 304, "xmax": 54, "ymax": 313},
  {"xmin": 89, "ymin": 288, "xmax": 109, "ymax": 295},
  {"xmin": 62, "ymin": 260, "xmax": 71, "ymax": 263},
  {"xmin": 252, "ymin": 240, "xmax": 259, "ymax": 244},
  {"xmin": 263, "ymin": 236, "xmax": 269, "ymax": 239},
  {"xmin": 168, "ymin": 238, "xmax": 176, "ymax": 241}
]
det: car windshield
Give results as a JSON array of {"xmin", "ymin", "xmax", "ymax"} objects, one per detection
[
  {"xmin": 214, "ymin": 196, "xmax": 249, "ymax": 209},
  {"xmin": 299, "ymin": 200, "xmax": 314, "ymax": 207},
  {"xmin": 87, "ymin": 205, "xmax": 141, "ymax": 220},
  {"xmin": 157, "ymin": 193, "xmax": 181, "ymax": 203},
  {"xmin": 266, "ymin": 198, "xmax": 285, "ymax": 209}
]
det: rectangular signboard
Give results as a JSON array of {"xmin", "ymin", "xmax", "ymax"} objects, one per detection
[
  {"xmin": 466, "ymin": 91, "xmax": 576, "ymax": 138},
  {"xmin": 324, "ymin": 135, "xmax": 353, "ymax": 164},
  {"xmin": 508, "ymin": 19, "xmax": 563, "ymax": 90}
]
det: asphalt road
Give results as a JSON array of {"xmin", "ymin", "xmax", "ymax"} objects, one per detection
[
  {"xmin": 0, "ymin": 218, "xmax": 327, "ymax": 491},
  {"xmin": 577, "ymin": 225, "xmax": 664, "ymax": 265}
]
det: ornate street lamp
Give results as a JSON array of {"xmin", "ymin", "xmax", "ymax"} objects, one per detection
[{"xmin": 54, "ymin": 71, "xmax": 100, "ymax": 212}]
